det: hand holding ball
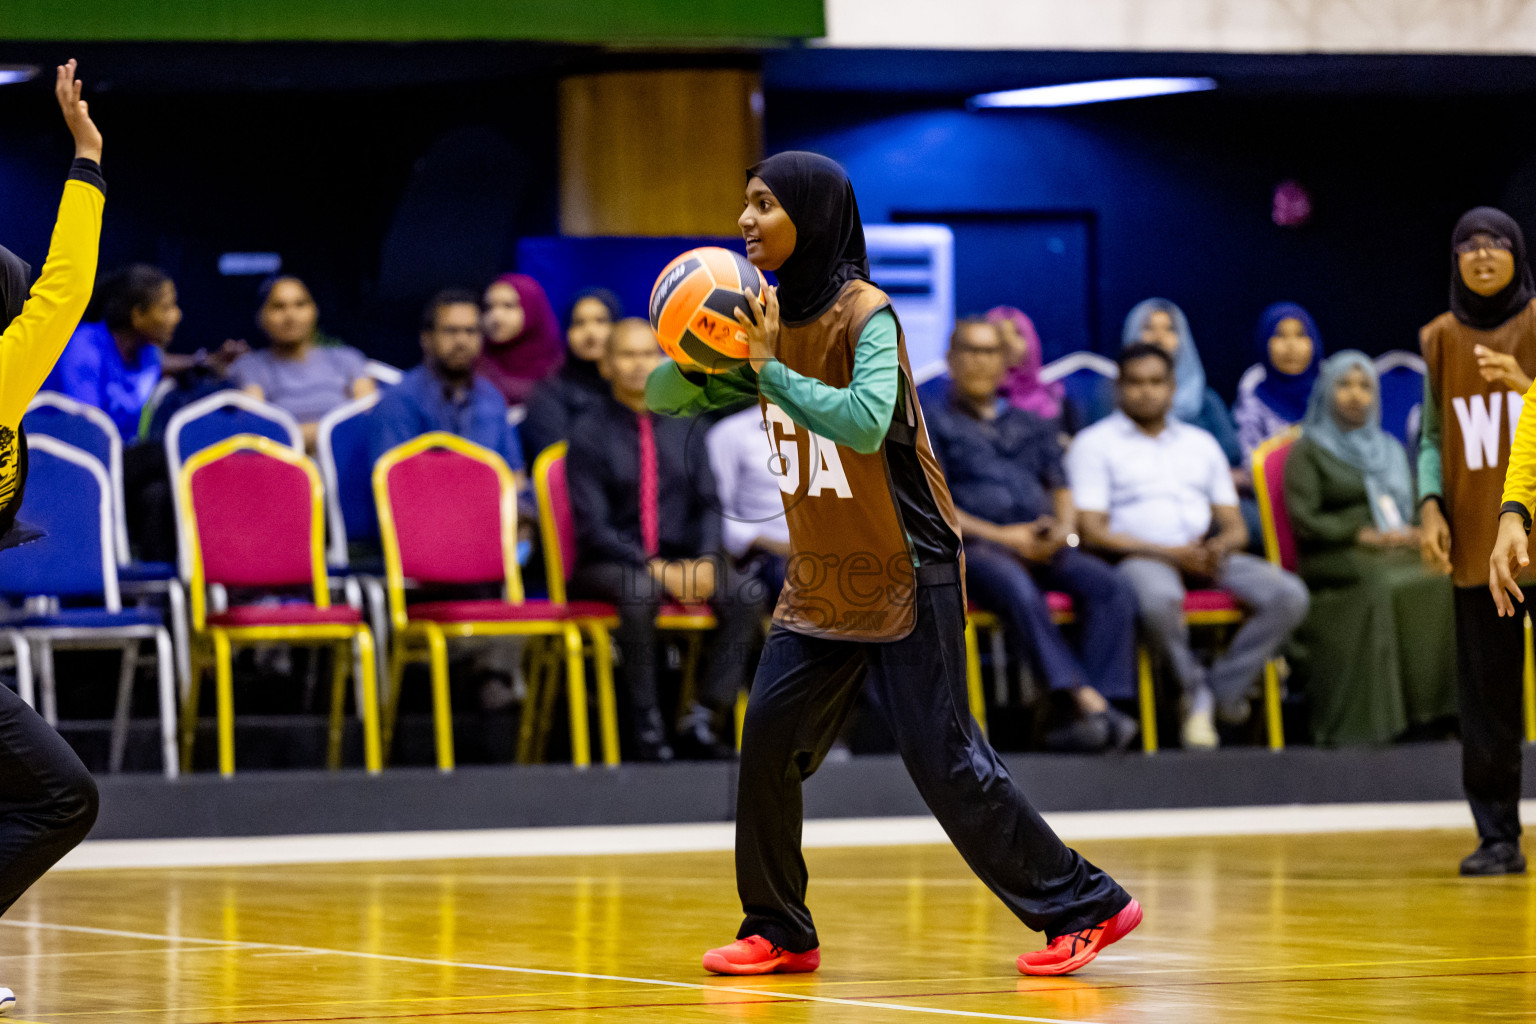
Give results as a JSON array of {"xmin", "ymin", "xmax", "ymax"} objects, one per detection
[{"xmin": 649, "ymin": 247, "xmax": 768, "ymax": 374}]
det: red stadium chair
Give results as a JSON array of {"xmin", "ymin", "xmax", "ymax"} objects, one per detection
[
  {"xmin": 533, "ymin": 441, "xmax": 720, "ymax": 763},
  {"xmin": 964, "ymin": 596, "xmax": 1075, "ymax": 735},
  {"xmin": 1252, "ymin": 427, "xmax": 1301, "ymax": 572},
  {"xmin": 373, "ymin": 432, "xmax": 607, "ymax": 772},
  {"xmin": 177, "ymin": 436, "xmax": 381, "ymax": 777}
]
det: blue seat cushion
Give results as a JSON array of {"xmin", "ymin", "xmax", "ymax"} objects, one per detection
[
  {"xmin": 19, "ymin": 607, "xmax": 165, "ymax": 630},
  {"xmin": 118, "ymin": 561, "xmax": 178, "ymax": 583}
]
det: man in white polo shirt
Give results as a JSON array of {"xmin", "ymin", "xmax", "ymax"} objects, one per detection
[{"xmin": 1066, "ymin": 342, "xmax": 1308, "ymax": 748}]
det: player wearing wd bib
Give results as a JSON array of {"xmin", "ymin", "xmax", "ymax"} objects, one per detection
[
  {"xmin": 649, "ymin": 152, "xmax": 1137, "ymax": 977},
  {"xmin": 1429, "ymin": 208, "xmax": 1536, "ymax": 877}
]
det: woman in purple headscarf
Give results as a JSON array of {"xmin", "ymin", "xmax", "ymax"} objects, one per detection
[
  {"xmin": 475, "ymin": 273, "xmax": 564, "ymax": 406},
  {"xmin": 986, "ymin": 306, "xmax": 1067, "ymax": 424}
]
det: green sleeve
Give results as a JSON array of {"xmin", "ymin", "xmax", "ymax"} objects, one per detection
[
  {"xmin": 645, "ymin": 360, "xmax": 760, "ymax": 418},
  {"xmin": 1417, "ymin": 376, "xmax": 1443, "ymax": 502},
  {"xmin": 1283, "ymin": 440, "xmax": 1368, "ymax": 546},
  {"xmin": 758, "ymin": 308, "xmax": 899, "ymax": 455}
]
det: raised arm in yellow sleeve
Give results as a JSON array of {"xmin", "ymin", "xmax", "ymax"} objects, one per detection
[
  {"xmin": 0, "ymin": 174, "xmax": 104, "ymax": 431},
  {"xmin": 1491, "ymin": 377, "xmax": 1536, "ymax": 614},
  {"xmin": 1503, "ymin": 380, "xmax": 1536, "ymax": 523}
]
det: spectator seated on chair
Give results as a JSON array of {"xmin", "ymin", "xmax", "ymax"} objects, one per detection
[
  {"xmin": 370, "ymin": 289, "xmax": 526, "ymax": 481},
  {"xmin": 925, "ymin": 318, "xmax": 1138, "ymax": 753},
  {"xmin": 706, "ymin": 404, "xmax": 792, "ymax": 607},
  {"xmin": 371, "ymin": 289, "xmax": 530, "ymax": 711},
  {"xmin": 520, "ymin": 288, "xmax": 621, "ymax": 466},
  {"xmin": 1284, "ymin": 351, "xmax": 1456, "ymax": 746},
  {"xmin": 475, "ymin": 274, "xmax": 564, "ymax": 408},
  {"xmin": 1120, "ymin": 297, "xmax": 1264, "ymax": 551},
  {"xmin": 42, "ymin": 265, "xmax": 179, "ymax": 443},
  {"xmin": 1067, "ymin": 343, "xmax": 1309, "ymax": 750},
  {"xmin": 44, "ymin": 264, "xmax": 244, "ymax": 563},
  {"xmin": 984, "ymin": 305, "xmax": 1081, "ymax": 434},
  {"xmin": 565, "ymin": 319, "xmax": 759, "ymax": 762},
  {"xmin": 1232, "ymin": 302, "xmax": 1323, "ymax": 466},
  {"xmin": 228, "ymin": 276, "xmax": 376, "ymax": 452}
]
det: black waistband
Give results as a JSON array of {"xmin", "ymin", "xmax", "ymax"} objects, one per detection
[{"xmin": 915, "ymin": 561, "xmax": 960, "ymax": 587}]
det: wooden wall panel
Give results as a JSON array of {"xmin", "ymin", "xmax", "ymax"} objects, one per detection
[{"xmin": 559, "ymin": 69, "xmax": 764, "ymax": 237}]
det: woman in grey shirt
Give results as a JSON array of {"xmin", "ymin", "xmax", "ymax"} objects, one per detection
[{"xmin": 230, "ymin": 275, "xmax": 375, "ymax": 449}]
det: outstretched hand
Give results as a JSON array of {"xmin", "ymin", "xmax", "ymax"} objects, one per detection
[
  {"xmin": 734, "ymin": 285, "xmax": 780, "ymax": 373},
  {"xmin": 1490, "ymin": 511, "xmax": 1531, "ymax": 617},
  {"xmin": 55, "ymin": 60, "xmax": 102, "ymax": 164}
]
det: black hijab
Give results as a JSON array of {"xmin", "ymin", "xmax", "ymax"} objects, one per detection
[
  {"xmin": 747, "ymin": 151, "xmax": 871, "ymax": 324},
  {"xmin": 561, "ymin": 286, "xmax": 622, "ymax": 390},
  {"xmin": 1450, "ymin": 207, "xmax": 1536, "ymax": 330},
  {"xmin": 0, "ymin": 244, "xmax": 30, "ymax": 333}
]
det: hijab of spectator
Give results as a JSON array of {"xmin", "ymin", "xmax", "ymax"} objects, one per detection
[
  {"xmin": 0, "ymin": 246, "xmax": 28, "ymax": 331},
  {"xmin": 985, "ymin": 305, "xmax": 1062, "ymax": 420},
  {"xmin": 746, "ymin": 151, "xmax": 870, "ymax": 324},
  {"xmin": 1122, "ymin": 297, "xmax": 1205, "ymax": 423},
  {"xmin": 1302, "ymin": 350, "xmax": 1414, "ymax": 530},
  {"xmin": 1449, "ymin": 207, "xmax": 1536, "ymax": 330},
  {"xmin": 476, "ymin": 273, "xmax": 564, "ymax": 404},
  {"xmin": 1253, "ymin": 301, "xmax": 1323, "ymax": 423}
]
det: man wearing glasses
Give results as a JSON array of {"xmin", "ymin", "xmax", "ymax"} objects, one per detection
[{"xmin": 924, "ymin": 318, "xmax": 1139, "ymax": 752}]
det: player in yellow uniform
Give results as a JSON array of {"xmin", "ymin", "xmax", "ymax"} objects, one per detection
[{"xmin": 0, "ymin": 61, "xmax": 108, "ymax": 1010}]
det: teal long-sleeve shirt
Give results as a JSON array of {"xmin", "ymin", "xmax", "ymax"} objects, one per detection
[
  {"xmin": 1417, "ymin": 376, "xmax": 1443, "ymax": 501},
  {"xmin": 645, "ymin": 308, "xmax": 900, "ymax": 454}
]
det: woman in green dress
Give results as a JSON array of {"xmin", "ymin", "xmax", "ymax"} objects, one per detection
[{"xmin": 1284, "ymin": 351, "xmax": 1457, "ymax": 745}]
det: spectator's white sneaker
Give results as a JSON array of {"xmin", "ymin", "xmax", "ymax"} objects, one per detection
[
  {"xmin": 1182, "ymin": 708, "xmax": 1219, "ymax": 749},
  {"xmin": 1181, "ymin": 687, "xmax": 1219, "ymax": 749}
]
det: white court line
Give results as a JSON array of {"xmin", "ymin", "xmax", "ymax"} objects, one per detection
[
  {"xmin": 0, "ymin": 919, "xmax": 1089, "ymax": 1024},
  {"xmin": 53, "ymin": 800, "xmax": 1531, "ymax": 872}
]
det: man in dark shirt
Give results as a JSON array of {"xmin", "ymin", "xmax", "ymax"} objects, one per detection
[
  {"xmin": 370, "ymin": 289, "xmax": 525, "ymax": 476},
  {"xmin": 926, "ymin": 319, "xmax": 1138, "ymax": 751},
  {"xmin": 567, "ymin": 319, "xmax": 759, "ymax": 761}
]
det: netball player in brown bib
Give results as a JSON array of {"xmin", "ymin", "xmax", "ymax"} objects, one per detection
[{"xmin": 647, "ymin": 151, "xmax": 1139, "ymax": 976}]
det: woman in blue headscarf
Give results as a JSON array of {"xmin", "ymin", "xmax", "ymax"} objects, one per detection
[
  {"xmin": 1232, "ymin": 302, "xmax": 1323, "ymax": 463},
  {"xmin": 1283, "ymin": 351, "xmax": 1456, "ymax": 746},
  {"xmin": 1121, "ymin": 299, "xmax": 1242, "ymax": 466}
]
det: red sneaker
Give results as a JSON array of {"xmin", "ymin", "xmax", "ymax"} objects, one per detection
[
  {"xmin": 1017, "ymin": 898, "xmax": 1141, "ymax": 977},
  {"xmin": 702, "ymin": 935, "xmax": 821, "ymax": 976}
]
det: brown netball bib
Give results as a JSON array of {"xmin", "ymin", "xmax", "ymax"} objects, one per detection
[{"xmin": 761, "ymin": 280, "xmax": 963, "ymax": 641}]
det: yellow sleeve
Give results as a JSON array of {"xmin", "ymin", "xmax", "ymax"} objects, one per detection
[
  {"xmin": 1503, "ymin": 376, "xmax": 1536, "ymax": 515},
  {"xmin": 0, "ymin": 179, "xmax": 105, "ymax": 430}
]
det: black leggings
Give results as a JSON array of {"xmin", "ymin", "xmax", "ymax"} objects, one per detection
[
  {"xmin": 0, "ymin": 683, "xmax": 98, "ymax": 915},
  {"xmin": 1453, "ymin": 586, "xmax": 1525, "ymax": 842},
  {"xmin": 734, "ymin": 578, "xmax": 1129, "ymax": 953}
]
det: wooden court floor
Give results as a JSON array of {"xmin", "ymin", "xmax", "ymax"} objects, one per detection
[{"xmin": 3, "ymin": 829, "xmax": 1534, "ymax": 1023}]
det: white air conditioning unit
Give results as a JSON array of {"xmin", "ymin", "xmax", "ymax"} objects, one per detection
[{"xmin": 863, "ymin": 224, "xmax": 954, "ymax": 384}]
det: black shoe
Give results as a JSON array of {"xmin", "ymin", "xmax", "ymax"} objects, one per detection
[
  {"xmin": 1099, "ymin": 708, "xmax": 1140, "ymax": 752},
  {"xmin": 1043, "ymin": 713, "xmax": 1111, "ymax": 753},
  {"xmin": 634, "ymin": 708, "xmax": 674, "ymax": 763},
  {"xmin": 1459, "ymin": 841, "xmax": 1526, "ymax": 876},
  {"xmin": 673, "ymin": 705, "xmax": 734, "ymax": 760}
]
